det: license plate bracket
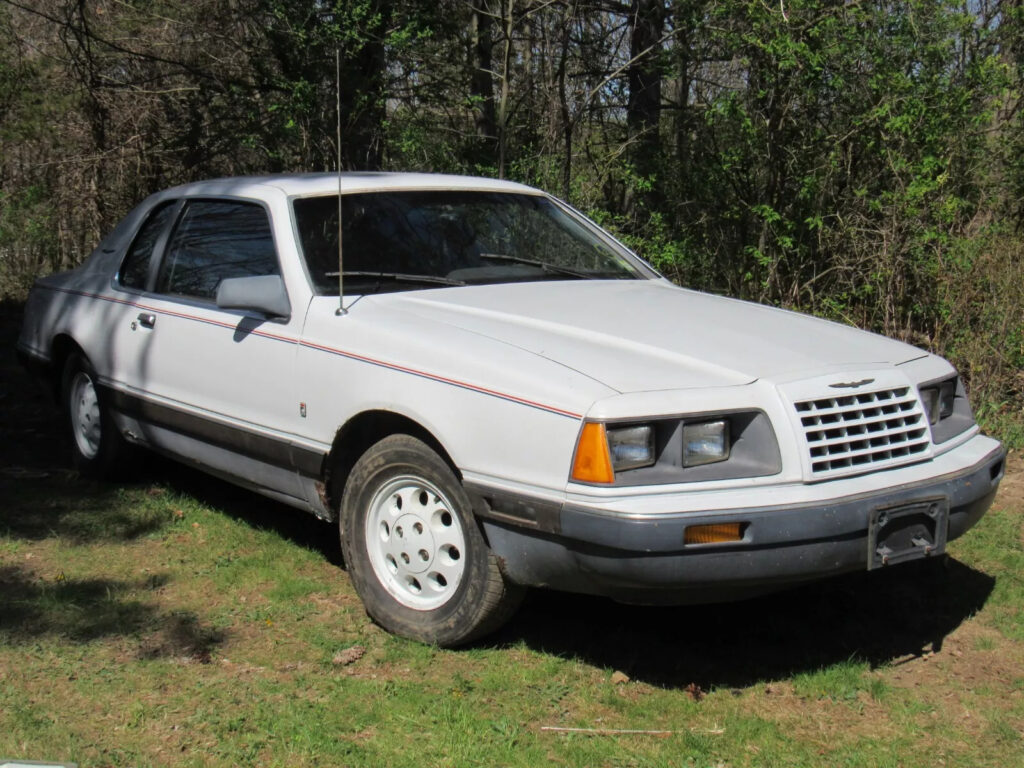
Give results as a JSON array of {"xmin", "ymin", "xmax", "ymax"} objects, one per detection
[{"xmin": 867, "ymin": 497, "xmax": 949, "ymax": 570}]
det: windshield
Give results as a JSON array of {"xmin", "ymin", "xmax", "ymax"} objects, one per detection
[{"xmin": 292, "ymin": 191, "xmax": 646, "ymax": 294}]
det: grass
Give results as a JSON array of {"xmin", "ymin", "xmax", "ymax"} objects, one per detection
[{"xmin": 2, "ymin": 299, "xmax": 1024, "ymax": 766}]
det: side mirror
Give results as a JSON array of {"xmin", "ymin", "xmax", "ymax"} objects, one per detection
[{"xmin": 216, "ymin": 275, "xmax": 291, "ymax": 319}]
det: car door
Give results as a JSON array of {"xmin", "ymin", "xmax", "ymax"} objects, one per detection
[
  {"xmin": 106, "ymin": 198, "xmax": 180, "ymax": 390},
  {"xmin": 123, "ymin": 197, "xmax": 307, "ymax": 496}
]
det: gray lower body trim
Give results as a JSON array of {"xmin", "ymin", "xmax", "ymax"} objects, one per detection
[
  {"xmin": 474, "ymin": 447, "xmax": 1005, "ymax": 604},
  {"xmin": 107, "ymin": 388, "xmax": 325, "ymax": 478},
  {"xmin": 465, "ymin": 483, "xmax": 563, "ymax": 533},
  {"xmin": 106, "ymin": 390, "xmax": 332, "ymax": 518}
]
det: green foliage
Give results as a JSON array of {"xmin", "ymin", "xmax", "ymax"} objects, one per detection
[
  {"xmin": 929, "ymin": 229, "xmax": 1024, "ymax": 446},
  {"xmin": 0, "ymin": 184, "xmax": 59, "ymax": 299},
  {"xmin": 0, "ymin": 0, "xmax": 1021, "ymax": 434}
]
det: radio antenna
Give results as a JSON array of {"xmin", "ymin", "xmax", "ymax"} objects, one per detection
[{"xmin": 335, "ymin": 46, "xmax": 347, "ymax": 315}]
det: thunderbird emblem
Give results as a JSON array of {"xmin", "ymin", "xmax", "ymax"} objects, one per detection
[{"xmin": 829, "ymin": 378, "xmax": 875, "ymax": 389}]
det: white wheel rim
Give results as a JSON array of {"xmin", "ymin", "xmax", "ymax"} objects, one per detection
[
  {"xmin": 365, "ymin": 475, "xmax": 467, "ymax": 611},
  {"xmin": 69, "ymin": 371, "xmax": 102, "ymax": 460}
]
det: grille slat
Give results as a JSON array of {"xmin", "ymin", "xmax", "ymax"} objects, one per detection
[
  {"xmin": 799, "ymin": 402, "xmax": 915, "ymax": 425},
  {"xmin": 805, "ymin": 418, "xmax": 926, "ymax": 446},
  {"xmin": 794, "ymin": 385, "xmax": 931, "ymax": 477},
  {"xmin": 796, "ymin": 395, "xmax": 918, "ymax": 421},
  {"xmin": 802, "ymin": 408, "xmax": 922, "ymax": 438},
  {"xmin": 808, "ymin": 429, "xmax": 928, "ymax": 459}
]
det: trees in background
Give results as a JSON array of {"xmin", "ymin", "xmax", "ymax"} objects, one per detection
[{"xmin": 1, "ymin": 0, "xmax": 1021, "ymax": 431}]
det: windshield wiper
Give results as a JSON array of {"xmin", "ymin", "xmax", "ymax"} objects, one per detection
[
  {"xmin": 478, "ymin": 253, "xmax": 593, "ymax": 279},
  {"xmin": 325, "ymin": 271, "xmax": 466, "ymax": 287}
]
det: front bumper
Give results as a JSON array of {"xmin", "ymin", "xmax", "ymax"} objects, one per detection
[{"xmin": 473, "ymin": 439, "xmax": 1006, "ymax": 604}]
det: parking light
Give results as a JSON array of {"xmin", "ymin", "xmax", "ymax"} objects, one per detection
[
  {"xmin": 571, "ymin": 422, "xmax": 615, "ymax": 483},
  {"xmin": 684, "ymin": 523, "xmax": 744, "ymax": 545}
]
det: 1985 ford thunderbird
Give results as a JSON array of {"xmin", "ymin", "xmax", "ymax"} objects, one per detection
[{"xmin": 18, "ymin": 173, "xmax": 1006, "ymax": 645}]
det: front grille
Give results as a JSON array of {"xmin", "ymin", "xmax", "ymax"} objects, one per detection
[{"xmin": 794, "ymin": 386, "xmax": 930, "ymax": 477}]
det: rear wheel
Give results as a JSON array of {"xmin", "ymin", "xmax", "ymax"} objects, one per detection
[
  {"xmin": 340, "ymin": 434, "xmax": 523, "ymax": 646},
  {"xmin": 61, "ymin": 352, "xmax": 132, "ymax": 478}
]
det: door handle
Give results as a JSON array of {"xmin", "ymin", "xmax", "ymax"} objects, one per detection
[{"xmin": 137, "ymin": 312, "xmax": 156, "ymax": 329}]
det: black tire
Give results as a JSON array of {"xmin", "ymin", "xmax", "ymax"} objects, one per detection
[
  {"xmin": 340, "ymin": 434, "xmax": 524, "ymax": 646},
  {"xmin": 61, "ymin": 352, "xmax": 132, "ymax": 479}
]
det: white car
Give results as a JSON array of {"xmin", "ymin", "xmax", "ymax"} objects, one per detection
[{"xmin": 18, "ymin": 173, "xmax": 1006, "ymax": 645}]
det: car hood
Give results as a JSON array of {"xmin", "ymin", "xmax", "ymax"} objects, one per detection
[{"xmin": 390, "ymin": 280, "xmax": 924, "ymax": 393}]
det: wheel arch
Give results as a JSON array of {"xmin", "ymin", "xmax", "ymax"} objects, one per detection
[{"xmin": 324, "ymin": 409, "xmax": 460, "ymax": 519}]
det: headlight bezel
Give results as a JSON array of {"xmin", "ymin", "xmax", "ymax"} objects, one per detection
[
  {"xmin": 918, "ymin": 375, "xmax": 974, "ymax": 444},
  {"xmin": 919, "ymin": 379, "xmax": 956, "ymax": 425},
  {"xmin": 570, "ymin": 410, "xmax": 781, "ymax": 486}
]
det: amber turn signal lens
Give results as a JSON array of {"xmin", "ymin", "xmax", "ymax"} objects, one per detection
[
  {"xmin": 571, "ymin": 422, "xmax": 615, "ymax": 484},
  {"xmin": 684, "ymin": 523, "xmax": 744, "ymax": 545}
]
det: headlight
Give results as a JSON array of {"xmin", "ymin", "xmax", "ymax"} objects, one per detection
[
  {"xmin": 607, "ymin": 424, "xmax": 655, "ymax": 471},
  {"xmin": 683, "ymin": 419, "xmax": 730, "ymax": 466}
]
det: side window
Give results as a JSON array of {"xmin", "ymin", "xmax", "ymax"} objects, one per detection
[
  {"xmin": 155, "ymin": 200, "xmax": 279, "ymax": 300},
  {"xmin": 119, "ymin": 201, "xmax": 176, "ymax": 290}
]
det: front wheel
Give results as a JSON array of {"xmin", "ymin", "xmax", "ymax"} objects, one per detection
[
  {"xmin": 61, "ymin": 352, "xmax": 132, "ymax": 478},
  {"xmin": 340, "ymin": 434, "xmax": 524, "ymax": 646}
]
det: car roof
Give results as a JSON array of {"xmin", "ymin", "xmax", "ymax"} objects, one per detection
[{"xmin": 159, "ymin": 172, "xmax": 543, "ymax": 199}]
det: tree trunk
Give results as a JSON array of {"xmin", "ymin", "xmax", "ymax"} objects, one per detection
[
  {"xmin": 496, "ymin": 0, "xmax": 516, "ymax": 178},
  {"xmin": 627, "ymin": 0, "xmax": 666, "ymax": 199},
  {"xmin": 469, "ymin": 0, "xmax": 498, "ymax": 162}
]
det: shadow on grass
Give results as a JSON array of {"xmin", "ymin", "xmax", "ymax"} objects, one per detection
[
  {"xmin": 0, "ymin": 564, "xmax": 224, "ymax": 660},
  {"xmin": 0, "ymin": 300, "xmax": 68, "ymax": 476},
  {"xmin": 494, "ymin": 557, "xmax": 995, "ymax": 690},
  {"xmin": 0, "ymin": 476, "xmax": 172, "ymax": 543}
]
